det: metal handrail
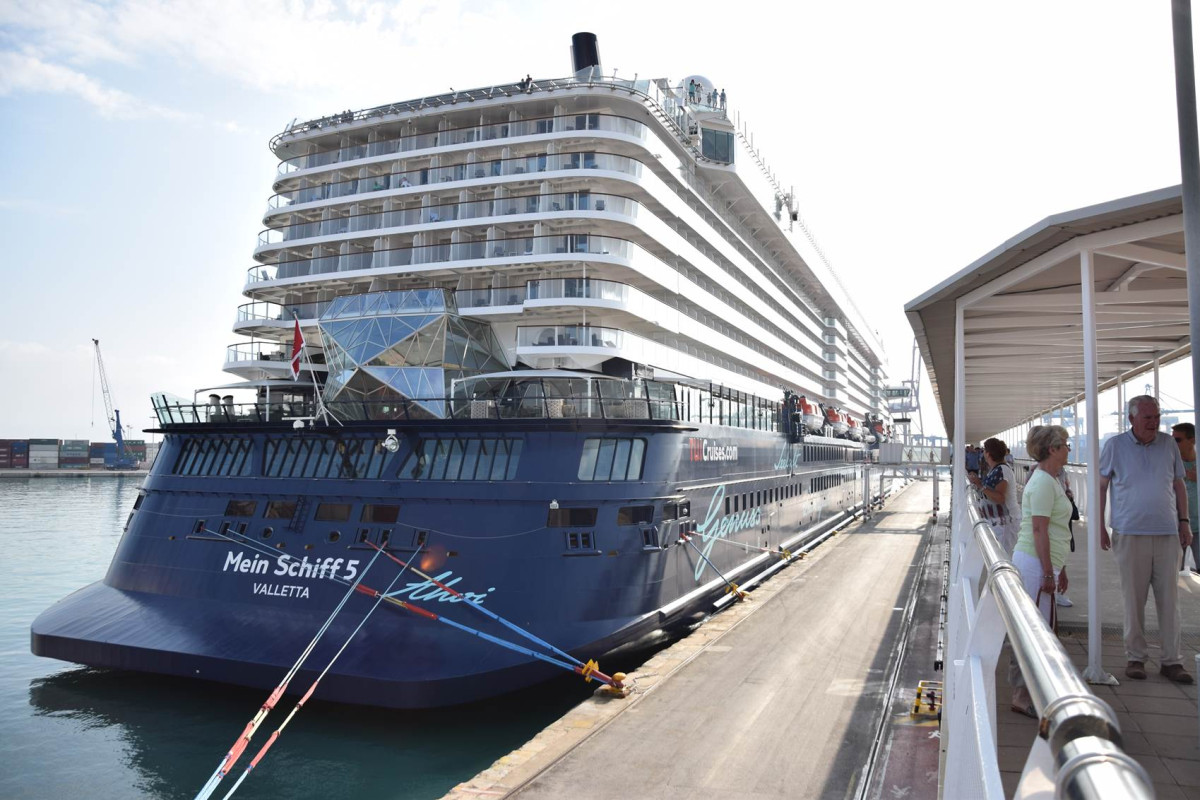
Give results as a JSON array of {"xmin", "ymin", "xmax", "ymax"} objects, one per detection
[{"xmin": 963, "ymin": 497, "xmax": 1153, "ymax": 798}]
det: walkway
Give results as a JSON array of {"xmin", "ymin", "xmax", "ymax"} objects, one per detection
[
  {"xmin": 443, "ymin": 480, "xmax": 941, "ymax": 800},
  {"xmin": 995, "ymin": 519, "xmax": 1200, "ymax": 798}
]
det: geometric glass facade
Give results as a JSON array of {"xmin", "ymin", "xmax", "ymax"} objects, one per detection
[{"xmin": 319, "ymin": 289, "xmax": 509, "ymax": 419}]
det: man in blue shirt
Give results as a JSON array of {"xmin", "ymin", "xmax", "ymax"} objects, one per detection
[
  {"xmin": 1099, "ymin": 396, "xmax": 1193, "ymax": 683},
  {"xmin": 965, "ymin": 445, "xmax": 981, "ymax": 476}
]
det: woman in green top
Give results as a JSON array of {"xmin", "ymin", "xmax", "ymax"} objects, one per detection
[{"xmin": 1008, "ymin": 424, "xmax": 1072, "ymax": 717}]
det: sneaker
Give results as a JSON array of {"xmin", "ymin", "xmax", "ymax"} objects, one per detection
[
  {"xmin": 1056, "ymin": 594, "xmax": 1073, "ymax": 607},
  {"xmin": 1125, "ymin": 661, "xmax": 1147, "ymax": 680},
  {"xmin": 1161, "ymin": 664, "xmax": 1195, "ymax": 684}
]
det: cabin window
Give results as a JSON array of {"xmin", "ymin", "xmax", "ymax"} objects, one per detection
[
  {"xmin": 617, "ymin": 505, "xmax": 654, "ymax": 525},
  {"xmin": 172, "ymin": 438, "xmax": 253, "ymax": 477},
  {"xmin": 264, "ymin": 501, "xmax": 297, "ymax": 519},
  {"xmin": 315, "ymin": 503, "xmax": 352, "ymax": 522},
  {"xmin": 401, "ymin": 437, "xmax": 522, "ymax": 480},
  {"xmin": 263, "ymin": 437, "xmax": 388, "ymax": 480},
  {"xmin": 224, "ymin": 500, "xmax": 257, "ymax": 517},
  {"xmin": 361, "ymin": 504, "xmax": 400, "ymax": 523},
  {"xmin": 565, "ymin": 531, "xmax": 595, "ymax": 551},
  {"xmin": 701, "ymin": 129, "xmax": 734, "ymax": 163},
  {"xmin": 577, "ymin": 438, "xmax": 645, "ymax": 481},
  {"xmin": 548, "ymin": 507, "xmax": 598, "ymax": 527}
]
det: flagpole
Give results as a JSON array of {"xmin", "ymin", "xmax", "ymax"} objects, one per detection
[{"xmin": 291, "ymin": 313, "xmax": 339, "ymax": 427}]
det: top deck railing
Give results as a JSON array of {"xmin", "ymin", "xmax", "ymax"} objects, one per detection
[
  {"xmin": 942, "ymin": 479, "xmax": 1154, "ymax": 798},
  {"xmin": 153, "ymin": 377, "xmax": 788, "ymax": 431}
]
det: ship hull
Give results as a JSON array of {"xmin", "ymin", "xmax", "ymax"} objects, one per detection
[{"xmin": 32, "ymin": 420, "xmax": 871, "ymax": 708}]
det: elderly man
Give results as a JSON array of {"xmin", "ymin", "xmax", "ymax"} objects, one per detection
[{"xmin": 1099, "ymin": 396, "xmax": 1193, "ymax": 683}]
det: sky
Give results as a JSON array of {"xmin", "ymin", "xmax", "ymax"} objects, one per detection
[{"xmin": 0, "ymin": 0, "xmax": 1195, "ymax": 442}]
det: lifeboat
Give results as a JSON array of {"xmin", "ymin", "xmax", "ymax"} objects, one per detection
[
  {"xmin": 798, "ymin": 396, "xmax": 825, "ymax": 435},
  {"xmin": 845, "ymin": 416, "xmax": 863, "ymax": 442},
  {"xmin": 824, "ymin": 406, "xmax": 850, "ymax": 438}
]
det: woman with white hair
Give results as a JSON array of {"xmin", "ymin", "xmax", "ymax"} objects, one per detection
[{"xmin": 1008, "ymin": 424, "xmax": 1073, "ymax": 717}]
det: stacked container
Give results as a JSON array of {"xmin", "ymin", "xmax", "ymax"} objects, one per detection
[
  {"xmin": 89, "ymin": 442, "xmax": 108, "ymax": 468},
  {"xmin": 11, "ymin": 440, "xmax": 29, "ymax": 468},
  {"xmin": 126, "ymin": 439, "xmax": 147, "ymax": 464},
  {"xmin": 0, "ymin": 440, "xmax": 13, "ymax": 468},
  {"xmin": 28, "ymin": 439, "xmax": 60, "ymax": 470},
  {"xmin": 144, "ymin": 441, "xmax": 160, "ymax": 466},
  {"xmin": 59, "ymin": 440, "xmax": 89, "ymax": 470}
]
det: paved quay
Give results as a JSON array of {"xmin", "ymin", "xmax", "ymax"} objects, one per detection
[
  {"xmin": 995, "ymin": 519, "xmax": 1200, "ymax": 798},
  {"xmin": 0, "ymin": 468, "xmax": 147, "ymax": 478},
  {"xmin": 443, "ymin": 479, "xmax": 942, "ymax": 800}
]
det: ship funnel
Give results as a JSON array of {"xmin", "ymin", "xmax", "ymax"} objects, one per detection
[{"xmin": 571, "ymin": 32, "xmax": 601, "ymax": 80}]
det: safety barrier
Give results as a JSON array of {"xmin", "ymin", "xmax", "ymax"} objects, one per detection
[{"xmin": 941, "ymin": 488, "xmax": 1153, "ymax": 798}]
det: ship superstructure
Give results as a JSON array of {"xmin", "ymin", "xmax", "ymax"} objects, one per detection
[{"xmin": 33, "ymin": 35, "xmax": 892, "ymax": 708}]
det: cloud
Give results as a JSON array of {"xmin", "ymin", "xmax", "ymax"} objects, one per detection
[{"xmin": 0, "ymin": 49, "xmax": 187, "ymax": 119}]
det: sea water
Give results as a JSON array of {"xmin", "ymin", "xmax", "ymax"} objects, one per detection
[{"xmin": 0, "ymin": 477, "xmax": 598, "ymax": 800}]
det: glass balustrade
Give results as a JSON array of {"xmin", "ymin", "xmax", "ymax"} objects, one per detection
[
  {"xmin": 225, "ymin": 342, "xmax": 289, "ymax": 363},
  {"xmin": 267, "ymin": 152, "xmax": 642, "ymax": 210},
  {"xmin": 258, "ymin": 192, "xmax": 634, "ymax": 246},
  {"xmin": 236, "ymin": 300, "xmax": 338, "ymax": 322},
  {"xmin": 456, "ymin": 286, "xmax": 529, "ymax": 308},
  {"xmin": 276, "ymin": 113, "xmax": 647, "ymax": 175},
  {"xmin": 516, "ymin": 324, "xmax": 623, "ymax": 349},
  {"xmin": 248, "ymin": 235, "xmax": 632, "ymax": 284},
  {"xmin": 525, "ymin": 277, "xmax": 629, "ymax": 303},
  {"xmin": 225, "ymin": 343, "xmax": 327, "ymax": 365}
]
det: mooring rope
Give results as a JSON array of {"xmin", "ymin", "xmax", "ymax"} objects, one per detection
[
  {"xmin": 208, "ymin": 527, "xmax": 624, "ymax": 690},
  {"xmin": 192, "ymin": 543, "xmax": 383, "ymax": 800},
  {"xmin": 679, "ymin": 532, "xmax": 748, "ymax": 601},
  {"xmin": 218, "ymin": 549, "xmax": 414, "ymax": 799},
  {"xmin": 364, "ymin": 541, "xmax": 602, "ymax": 677}
]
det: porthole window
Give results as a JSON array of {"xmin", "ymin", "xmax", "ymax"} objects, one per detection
[
  {"xmin": 261, "ymin": 527, "xmax": 274, "ymax": 539},
  {"xmin": 328, "ymin": 530, "xmax": 341, "ymax": 543}
]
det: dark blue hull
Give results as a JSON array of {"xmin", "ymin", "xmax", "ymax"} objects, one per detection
[{"xmin": 32, "ymin": 418, "xmax": 872, "ymax": 708}]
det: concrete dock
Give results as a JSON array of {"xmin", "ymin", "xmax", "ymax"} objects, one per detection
[{"xmin": 443, "ymin": 479, "xmax": 943, "ymax": 800}]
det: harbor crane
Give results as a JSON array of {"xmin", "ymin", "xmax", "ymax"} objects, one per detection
[{"xmin": 92, "ymin": 338, "xmax": 137, "ymax": 470}]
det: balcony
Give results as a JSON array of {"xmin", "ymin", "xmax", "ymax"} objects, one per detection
[
  {"xmin": 275, "ymin": 112, "xmax": 648, "ymax": 176},
  {"xmin": 267, "ymin": 151, "xmax": 643, "ymax": 211},
  {"xmin": 224, "ymin": 342, "xmax": 327, "ymax": 380},
  {"xmin": 517, "ymin": 324, "xmax": 623, "ymax": 349},
  {"xmin": 257, "ymin": 192, "xmax": 635, "ymax": 249},
  {"xmin": 247, "ymin": 234, "xmax": 631, "ymax": 287}
]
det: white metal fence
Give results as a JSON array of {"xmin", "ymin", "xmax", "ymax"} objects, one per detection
[{"xmin": 941, "ymin": 482, "xmax": 1152, "ymax": 798}]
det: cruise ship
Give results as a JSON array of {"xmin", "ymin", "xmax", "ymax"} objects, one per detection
[{"xmin": 32, "ymin": 35, "xmax": 892, "ymax": 708}]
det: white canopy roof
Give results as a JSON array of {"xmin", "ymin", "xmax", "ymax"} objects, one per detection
[{"xmin": 905, "ymin": 185, "xmax": 1190, "ymax": 442}]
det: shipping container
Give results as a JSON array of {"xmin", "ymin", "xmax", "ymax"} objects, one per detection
[
  {"xmin": 90, "ymin": 457, "xmax": 106, "ymax": 466},
  {"xmin": 88, "ymin": 443, "xmax": 108, "ymax": 458},
  {"xmin": 11, "ymin": 441, "xmax": 29, "ymax": 454},
  {"xmin": 11, "ymin": 453, "xmax": 28, "ymax": 468},
  {"xmin": 28, "ymin": 439, "xmax": 60, "ymax": 446},
  {"xmin": 0, "ymin": 451, "xmax": 10, "ymax": 469}
]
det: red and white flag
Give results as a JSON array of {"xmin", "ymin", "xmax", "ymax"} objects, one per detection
[{"xmin": 289, "ymin": 319, "xmax": 305, "ymax": 379}]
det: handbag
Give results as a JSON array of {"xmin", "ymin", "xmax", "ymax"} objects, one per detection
[{"xmin": 1036, "ymin": 587, "xmax": 1058, "ymax": 633}]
